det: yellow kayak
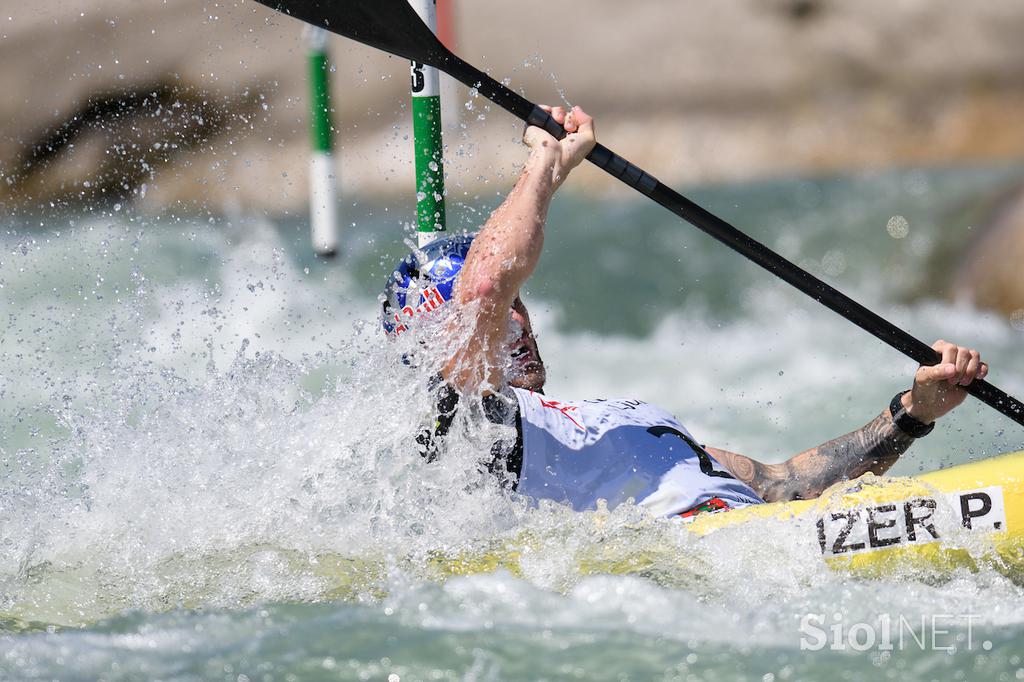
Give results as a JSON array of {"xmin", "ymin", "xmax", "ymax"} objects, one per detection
[
  {"xmin": 688, "ymin": 450, "xmax": 1024, "ymax": 579},
  {"xmin": 421, "ymin": 451, "xmax": 1024, "ymax": 585}
]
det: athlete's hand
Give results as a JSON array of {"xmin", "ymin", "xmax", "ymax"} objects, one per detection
[
  {"xmin": 523, "ymin": 104, "xmax": 596, "ymax": 189},
  {"xmin": 903, "ymin": 340, "xmax": 989, "ymax": 423}
]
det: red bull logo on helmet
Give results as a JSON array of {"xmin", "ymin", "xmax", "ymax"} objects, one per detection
[
  {"xmin": 381, "ymin": 233, "xmax": 476, "ymax": 336},
  {"xmin": 387, "ymin": 284, "xmax": 448, "ymax": 336}
]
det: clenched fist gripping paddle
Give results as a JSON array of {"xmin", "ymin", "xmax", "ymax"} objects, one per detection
[{"xmin": 253, "ymin": 0, "xmax": 1024, "ymax": 427}]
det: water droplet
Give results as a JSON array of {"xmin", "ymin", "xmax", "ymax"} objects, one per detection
[
  {"xmin": 821, "ymin": 249, "xmax": 846, "ymax": 276},
  {"xmin": 887, "ymin": 215, "xmax": 909, "ymax": 239},
  {"xmin": 1010, "ymin": 309, "xmax": 1024, "ymax": 332}
]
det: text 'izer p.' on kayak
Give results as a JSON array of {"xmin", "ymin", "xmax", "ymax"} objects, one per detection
[{"xmin": 687, "ymin": 451, "xmax": 1024, "ymax": 578}]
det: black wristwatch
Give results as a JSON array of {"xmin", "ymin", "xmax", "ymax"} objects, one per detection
[{"xmin": 889, "ymin": 390, "xmax": 935, "ymax": 438}]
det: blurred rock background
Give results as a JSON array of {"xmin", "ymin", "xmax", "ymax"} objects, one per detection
[{"xmin": 1, "ymin": 0, "xmax": 1023, "ymax": 313}]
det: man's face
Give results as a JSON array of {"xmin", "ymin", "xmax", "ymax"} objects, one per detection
[{"xmin": 506, "ymin": 296, "xmax": 546, "ymax": 392}]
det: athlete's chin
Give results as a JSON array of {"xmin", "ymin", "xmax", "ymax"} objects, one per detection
[{"xmin": 508, "ymin": 363, "xmax": 546, "ymax": 392}]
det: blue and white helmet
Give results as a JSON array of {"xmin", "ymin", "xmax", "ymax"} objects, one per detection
[{"xmin": 381, "ymin": 233, "xmax": 475, "ymax": 336}]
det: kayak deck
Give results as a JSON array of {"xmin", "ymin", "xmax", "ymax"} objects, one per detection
[{"xmin": 688, "ymin": 450, "xmax": 1024, "ymax": 579}]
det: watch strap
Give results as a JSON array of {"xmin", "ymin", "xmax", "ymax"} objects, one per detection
[{"xmin": 889, "ymin": 390, "xmax": 935, "ymax": 438}]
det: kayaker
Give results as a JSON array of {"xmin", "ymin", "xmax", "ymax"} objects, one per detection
[{"xmin": 381, "ymin": 105, "xmax": 990, "ymax": 518}]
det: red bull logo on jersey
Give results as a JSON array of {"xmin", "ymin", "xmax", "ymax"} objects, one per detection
[{"xmin": 388, "ymin": 285, "xmax": 448, "ymax": 336}]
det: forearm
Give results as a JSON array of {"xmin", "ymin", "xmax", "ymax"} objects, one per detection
[
  {"xmin": 710, "ymin": 409, "xmax": 915, "ymax": 503},
  {"xmin": 775, "ymin": 410, "xmax": 914, "ymax": 500},
  {"xmin": 443, "ymin": 146, "xmax": 562, "ymax": 391},
  {"xmin": 457, "ymin": 146, "xmax": 561, "ymax": 307},
  {"xmin": 708, "ymin": 340, "xmax": 987, "ymax": 503}
]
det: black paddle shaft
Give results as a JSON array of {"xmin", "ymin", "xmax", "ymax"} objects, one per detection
[{"xmin": 254, "ymin": 0, "xmax": 1024, "ymax": 428}]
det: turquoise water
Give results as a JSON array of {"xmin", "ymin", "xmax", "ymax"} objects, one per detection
[{"xmin": 3, "ymin": 163, "xmax": 1024, "ymax": 680}]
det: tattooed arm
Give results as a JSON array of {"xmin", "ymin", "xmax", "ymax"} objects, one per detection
[
  {"xmin": 707, "ymin": 340, "xmax": 989, "ymax": 503},
  {"xmin": 707, "ymin": 411, "xmax": 913, "ymax": 502}
]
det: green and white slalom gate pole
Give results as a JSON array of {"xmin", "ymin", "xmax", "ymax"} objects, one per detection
[
  {"xmin": 306, "ymin": 25, "xmax": 339, "ymax": 257},
  {"xmin": 408, "ymin": 0, "xmax": 447, "ymax": 247}
]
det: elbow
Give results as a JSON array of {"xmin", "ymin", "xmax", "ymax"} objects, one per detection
[
  {"xmin": 759, "ymin": 479, "xmax": 808, "ymax": 504},
  {"xmin": 468, "ymin": 277, "xmax": 498, "ymax": 302},
  {"xmin": 457, "ymin": 271, "xmax": 512, "ymax": 310}
]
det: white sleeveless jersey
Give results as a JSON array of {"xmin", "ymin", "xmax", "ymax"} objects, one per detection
[{"xmin": 509, "ymin": 388, "xmax": 764, "ymax": 517}]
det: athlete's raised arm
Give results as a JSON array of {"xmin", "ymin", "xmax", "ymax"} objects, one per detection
[
  {"xmin": 443, "ymin": 105, "xmax": 596, "ymax": 392},
  {"xmin": 707, "ymin": 340, "xmax": 989, "ymax": 503}
]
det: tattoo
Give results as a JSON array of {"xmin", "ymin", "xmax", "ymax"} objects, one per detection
[{"xmin": 708, "ymin": 409, "xmax": 915, "ymax": 503}]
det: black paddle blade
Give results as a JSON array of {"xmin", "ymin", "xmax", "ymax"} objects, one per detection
[
  {"xmin": 253, "ymin": 0, "xmax": 537, "ymax": 121},
  {"xmin": 254, "ymin": 0, "xmax": 453, "ymax": 68}
]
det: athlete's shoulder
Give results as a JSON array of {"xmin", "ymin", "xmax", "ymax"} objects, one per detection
[{"xmin": 513, "ymin": 388, "xmax": 685, "ymax": 432}]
